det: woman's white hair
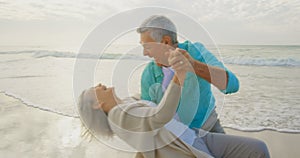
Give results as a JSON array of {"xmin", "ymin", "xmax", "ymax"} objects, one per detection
[
  {"xmin": 137, "ymin": 15, "xmax": 178, "ymax": 44},
  {"xmin": 78, "ymin": 89, "xmax": 114, "ymax": 139}
]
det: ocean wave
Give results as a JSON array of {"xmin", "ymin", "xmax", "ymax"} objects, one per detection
[
  {"xmin": 223, "ymin": 56, "xmax": 300, "ymax": 67},
  {"xmin": 1, "ymin": 50, "xmax": 299, "ymax": 67},
  {"xmin": 0, "ymin": 90, "xmax": 79, "ymax": 119},
  {"xmin": 0, "ymin": 50, "xmax": 148, "ymax": 60}
]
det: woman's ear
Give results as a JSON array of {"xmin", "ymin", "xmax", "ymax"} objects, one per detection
[{"xmin": 92, "ymin": 102, "xmax": 105, "ymax": 110}]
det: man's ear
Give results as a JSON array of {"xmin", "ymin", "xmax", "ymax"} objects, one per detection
[
  {"xmin": 161, "ymin": 35, "xmax": 172, "ymax": 45},
  {"xmin": 92, "ymin": 102, "xmax": 105, "ymax": 110}
]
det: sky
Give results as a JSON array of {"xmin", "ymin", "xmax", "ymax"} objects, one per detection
[{"xmin": 0, "ymin": 0, "xmax": 299, "ymax": 50}]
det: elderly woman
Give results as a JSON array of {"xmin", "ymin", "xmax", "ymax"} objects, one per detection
[{"xmin": 78, "ymin": 50, "xmax": 270, "ymax": 158}]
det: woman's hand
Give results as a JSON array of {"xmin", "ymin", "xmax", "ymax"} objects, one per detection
[{"xmin": 168, "ymin": 48, "xmax": 194, "ymax": 85}]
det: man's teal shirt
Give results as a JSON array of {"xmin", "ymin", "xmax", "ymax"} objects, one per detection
[{"xmin": 141, "ymin": 41, "xmax": 239, "ymax": 128}]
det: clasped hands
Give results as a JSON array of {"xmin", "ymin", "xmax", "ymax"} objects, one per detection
[{"xmin": 167, "ymin": 48, "xmax": 195, "ymax": 85}]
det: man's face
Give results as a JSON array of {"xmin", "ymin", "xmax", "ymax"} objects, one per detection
[{"xmin": 140, "ymin": 31, "xmax": 173, "ymax": 66}]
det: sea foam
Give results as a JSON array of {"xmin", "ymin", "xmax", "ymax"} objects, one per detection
[{"xmin": 1, "ymin": 50, "xmax": 299, "ymax": 67}]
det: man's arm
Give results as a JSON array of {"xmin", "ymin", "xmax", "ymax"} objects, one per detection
[
  {"xmin": 179, "ymin": 49, "xmax": 239, "ymax": 94},
  {"xmin": 191, "ymin": 59, "xmax": 227, "ymax": 90}
]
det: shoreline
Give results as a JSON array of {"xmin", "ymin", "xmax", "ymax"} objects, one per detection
[
  {"xmin": 224, "ymin": 126, "xmax": 300, "ymax": 134},
  {"xmin": 2, "ymin": 91, "xmax": 299, "ymax": 134}
]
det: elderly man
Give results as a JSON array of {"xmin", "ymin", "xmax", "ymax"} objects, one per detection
[{"xmin": 138, "ymin": 15, "xmax": 239, "ymax": 133}]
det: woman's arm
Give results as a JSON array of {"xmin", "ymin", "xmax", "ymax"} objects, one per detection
[
  {"xmin": 108, "ymin": 79, "xmax": 181, "ymax": 131},
  {"xmin": 146, "ymin": 78, "xmax": 181, "ymax": 129}
]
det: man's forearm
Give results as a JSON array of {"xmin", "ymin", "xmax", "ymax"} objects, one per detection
[{"xmin": 191, "ymin": 59, "xmax": 228, "ymax": 90}]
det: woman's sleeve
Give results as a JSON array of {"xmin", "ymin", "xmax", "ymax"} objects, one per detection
[
  {"xmin": 110, "ymin": 81, "xmax": 181, "ymax": 131},
  {"xmin": 147, "ymin": 81, "xmax": 181, "ymax": 129}
]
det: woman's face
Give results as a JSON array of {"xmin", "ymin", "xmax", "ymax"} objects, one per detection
[{"xmin": 92, "ymin": 83, "xmax": 118, "ymax": 112}]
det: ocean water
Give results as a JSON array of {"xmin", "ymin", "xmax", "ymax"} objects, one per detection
[{"xmin": 0, "ymin": 44, "xmax": 299, "ymax": 133}]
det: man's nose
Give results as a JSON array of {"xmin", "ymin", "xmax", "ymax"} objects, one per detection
[{"xmin": 143, "ymin": 49, "xmax": 149, "ymax": 56}]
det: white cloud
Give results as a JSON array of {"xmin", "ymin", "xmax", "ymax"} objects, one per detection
[
  {"xmin": 0, "ymin": 0, "xmax": 298, "ymax": 26},
  {"xmin": 0, "ymin": 0, "xmax": 116, "ymax": 21},
  {"xmin": 0, "ymin": 0, "xmax": 299, "ymax": 45}
]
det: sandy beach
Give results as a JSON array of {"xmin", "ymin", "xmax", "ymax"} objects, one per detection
[
  {"xmin": 225, "ymin": 128, "xmax": 300, "ymax": 158},
  {"xmin": 1, "ymin": 92, "xmax": 299, "ymax": 158}
]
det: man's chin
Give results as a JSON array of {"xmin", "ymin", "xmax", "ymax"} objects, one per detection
[{"xmin": 155, "ymin": 62, "xmax": 166, "ymax": 67}]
